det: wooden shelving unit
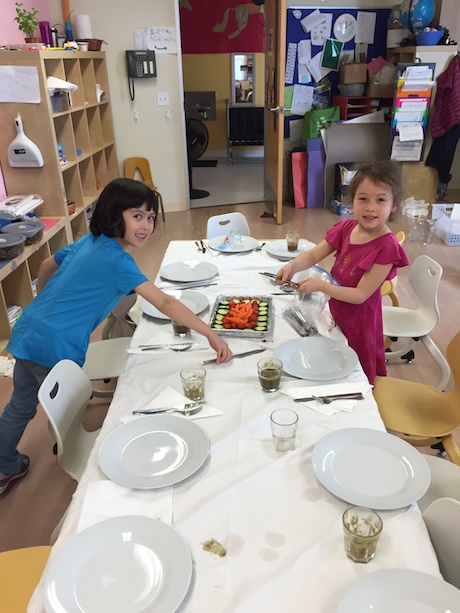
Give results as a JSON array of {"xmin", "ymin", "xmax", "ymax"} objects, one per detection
[{"xmin": 0, "ymin": 50, "xmax": 119, "ymax": 349}]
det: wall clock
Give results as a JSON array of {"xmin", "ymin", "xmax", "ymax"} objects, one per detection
[{"xmin": 333, "ymin": 14, "xmax": 357, "ymax": 43}]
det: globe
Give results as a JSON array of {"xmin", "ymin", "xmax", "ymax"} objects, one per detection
[{"xmin": 399, "ymin": 0, "xmax": 435, "ymax": 31}]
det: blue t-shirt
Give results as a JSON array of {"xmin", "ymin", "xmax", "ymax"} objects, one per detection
[{"xmin": 7, "ymin": 233, "xmax": 147, "ymax": 368}]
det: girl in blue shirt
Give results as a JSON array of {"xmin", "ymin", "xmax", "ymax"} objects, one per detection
[{"xmin": 0, "ymin": 178, "xmax": 231, "ymax": 493}]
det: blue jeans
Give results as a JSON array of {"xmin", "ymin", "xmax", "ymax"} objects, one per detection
[{"xmin": 0, "ymin": 358, "xmax": 50, "ymax": 474}]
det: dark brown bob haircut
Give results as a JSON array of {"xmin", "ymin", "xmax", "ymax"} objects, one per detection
[
  {"xmin": 90, "ymin": 178, "xmax": 158, "ymax": 238},
  {"xmin": 349, "ymin": 160, "xmax": 404, "ymax": 216}
]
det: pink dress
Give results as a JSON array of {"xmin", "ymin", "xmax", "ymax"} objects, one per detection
[{"xmin": 325, "ymin": 219, "xmax": 409, "ymax": 385}]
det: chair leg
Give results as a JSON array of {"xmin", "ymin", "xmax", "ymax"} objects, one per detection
[
  {"xmin": 388, "ymin": 290, "xmax": 400, "ymax": 307},
  {"xmin": 420, "ymin": 335, "xmax": 452, "ymax": 391},
  {"xmin": 441, "ymin": 435, "xmax": 460, "ymax": 466},
  {"xmin": 156, "ymin": 191, "xmax": 165, "ymax": 222},
  {"xmin": 385, "ymin": 338, "xmax": 416, "ymax": 360}
]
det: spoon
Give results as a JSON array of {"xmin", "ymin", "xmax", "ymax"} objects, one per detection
[
  {"xmin": 141, "ymin": 343, "xmax": 193, "ymax": 352},
  {"xmin": 255, "ymin": 242, "xmax": 266, "ymax": 251},
  {"xmin": 133, "ymin": 403, "xmax": 204, "ymax": 416}
]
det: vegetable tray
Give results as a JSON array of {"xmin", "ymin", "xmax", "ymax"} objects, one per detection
[{"xmin": 209, "ymin": 295, "xmax": 274, "ymax": 339}]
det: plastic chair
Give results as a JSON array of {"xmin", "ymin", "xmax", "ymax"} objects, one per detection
[
  {"xmin": 423, "ymin": 497, "xmax": 460, "ymax": 589},
  {"xmin": 0, "ymin": 545, "xmax": 52, "ymax": 612},
  {"xmin": 38, "ymin": 359, "xmax": 100, "ymax": 481},
  {"xmin": 373, "ymin": 330, "xmax": 460, "ymax": 466},
  {"xmin": 381, "ymin": 230, "xmax": 405, "ymax": 307},
  {"xmin": 418, "ymin": 454, "xmax": 460, "ymax": 513},
  {"xmin": 206, "ymin": 212, "xmax": 250, "ymax": 239},
  {"xmin": 124, "ymin": 157, "xmax": 165, "ymax": 222},
  {"xmin": 83, "ymin": 294, "xmax": 137, "ymax": 398},
  {"xmin": 383, "ymin": 254, "xmax": 451, "ymax": 390}
]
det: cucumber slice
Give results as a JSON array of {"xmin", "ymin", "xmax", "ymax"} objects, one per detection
[
  {"xmin": 257, "ymin": 316, "xmax": 268, "ymax": 322},
  {"xmin": 214, "ymin": 314, "xmax": 224, "ymax": 322},
  {"xmin": 213, "ymin": 324, "xmax": 224, "ymax": 329},
  {"xmin": 233, "ymin": 299, "xmax": 240, "ymax": 303},
  {"xmin": 217, "ymin": 308, "xmax": 228, "ymax": 315},
  {"xmin": 220, "ymin": 300, "xmax": 229, "ymax": 305},
  {"xmin": 254, "ymin": 326, "xmax": 267, "ymax": 331},
  {"xmin": 258, "ymin": 301, "xmax": 269, "ymax": 307}
]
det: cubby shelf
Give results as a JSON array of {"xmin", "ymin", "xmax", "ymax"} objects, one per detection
[{"xmin": 0, "ymin": 50, "xmax": 119, "ymax": 350}]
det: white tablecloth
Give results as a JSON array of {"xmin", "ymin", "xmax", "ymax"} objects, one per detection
[{"xmin": 29, "ymin": 240, "xmax": 440, "ymax": 613}]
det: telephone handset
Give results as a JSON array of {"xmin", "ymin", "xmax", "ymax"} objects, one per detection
[{"xmin": 126, "ymin": 50, "xmax": 157, "ymax": 79}]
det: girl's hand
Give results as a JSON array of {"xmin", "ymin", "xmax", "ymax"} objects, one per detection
[
  {"xmin": 297, "ymin": 278, "xmax": 327, "ymax": 295},
  {"xmin": 277, "ymin": 261, "xmax": 296, "ymax": 284},
  {"xmin": 208, "ymin": 334, "xmax": 232, "ymax": 364}
]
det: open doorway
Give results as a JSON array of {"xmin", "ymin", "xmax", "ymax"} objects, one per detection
[{"xmin": 178, "ymin": 1, "xmax": 266, "ymax": 209}]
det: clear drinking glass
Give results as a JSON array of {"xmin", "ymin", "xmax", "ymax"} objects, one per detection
[
  {"xmin": 342, "ymin": 506, "xmax": 383, "ymax": 563},
  {"xmin": 258, "ymin": 358, "xmax": 283, "ymax": 392},
  {"xmin": 270, "ymin": 408, "xmax": 298, "ymax": 452},
  {"xmin": 172, "ymin": 320, "xmax": 191, "ymax": 337},
  {"xmin": 180, "ymin": 366, "xmax": 206, "ymax": 401},
  {"xmin": 229, "ymin": 229, "xmax": 243, "ymax": 248},
  {"xmin": 286, "ymin": 230, "xmax": 300, "ymax": 252}
]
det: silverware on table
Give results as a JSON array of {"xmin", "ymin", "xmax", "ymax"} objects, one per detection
[
  {"xmin": 201, "ymin": 347, "xmax": 266, "ymax": 365},
  {"xmin": 258, "ymin": 272, "xmax": 300, "ymax": 289},
  {"xmin": 199, "ymin": 240, "xmax": 207, "ymax": 253},
  {"xmin": 140, "ymin": 343, "xmax": 193, "ymax": 352},
  {"xmin": 159, "ymin": 282, "xmax": 218, "ymax": 291},
  {"xmin": 195, "ymin": 241, "xmax": 203, "ymax": 252},
  {"xmin": 132, "ymin": 402, "xmax": 204, "ymax": 415},
  {"xmin": 255, "ymin": 242, "xmax": 266, "ymax": 251},
  {"xmin": 294, "ymin": 392, "xmax": 364, "ymax": 403}
]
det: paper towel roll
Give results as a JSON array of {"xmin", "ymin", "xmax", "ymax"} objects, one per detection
[{"xmin": 73, "ymin": 14, "xmax": 93, "ymax": 39}]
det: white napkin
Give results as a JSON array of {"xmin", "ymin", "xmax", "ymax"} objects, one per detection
[
  {"xmin": 128, "ymin": 330, "xmax": 208, "ymax": 354},
  {"xmin": 280, "ymin": 381, "xmax": 372, "ymax": 416},
  {"xmin": 78, "ymin": 481, "xmax": 173, "ymax": 532},
  {"xmin": 121, "ymin": 386, "xmax": 223, "ymax": 421}
]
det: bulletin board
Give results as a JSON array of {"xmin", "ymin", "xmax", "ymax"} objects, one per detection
[{"xmin": 285, "ymin": 7, "xmax": 391, "ymax": 116}]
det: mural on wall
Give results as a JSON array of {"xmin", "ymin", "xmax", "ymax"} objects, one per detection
[{"xmin": 180, "ymin": 0, "xmax": 265, "ymax": 53}]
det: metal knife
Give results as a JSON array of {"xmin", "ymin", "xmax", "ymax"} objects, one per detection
[
  {"xmin": 201, "ymin": 347, "xmax": 266, "ymax": 365},
  {"xmin": 294, "ymin": 392, "xmax": 364, "ymax": 402},
  {"xmin": 132, "ymin": 401, "xmax": 203, "ymax": 415}
]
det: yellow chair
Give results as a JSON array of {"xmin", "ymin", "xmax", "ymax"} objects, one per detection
[
  {"xmin": 381, "ymin": 230, "xmax": 405, "ymax": 307},
  {"xmin": 0, "ymin": 545, "xmax": 51, "ymax": 612},
  {"xmin": 373, "ymin": 330, "xmax": 460, "ymax": 465},
  {"xmin": 123, "ymin": 157, "xmax": 165, "ymax": 222}
]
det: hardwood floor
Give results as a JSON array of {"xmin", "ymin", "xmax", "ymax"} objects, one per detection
[{"xmin": 1, "ymin": 201, "xmax": 459, "ymax": 552}]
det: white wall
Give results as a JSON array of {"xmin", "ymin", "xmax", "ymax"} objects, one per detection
[{"xmin": 49, "ymin": 0, "xmax": 189, "ymax": 212}]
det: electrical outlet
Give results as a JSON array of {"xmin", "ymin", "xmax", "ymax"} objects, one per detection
[{"xmin": 157, "ymin": 92, "xmax": 170, "ymax": 106}]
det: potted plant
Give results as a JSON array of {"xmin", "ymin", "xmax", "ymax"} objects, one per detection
[{"xmin": 14, "ymin": 2, "xmax": 40, "ymax": 42}]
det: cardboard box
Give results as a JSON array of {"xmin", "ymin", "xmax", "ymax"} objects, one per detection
[
  {"xmin": 366, "ymin": 83, "xmax": 395, "ymax": 99},
  {"xmin": 340, "ymin": 63, "xmax": 367, "ymax": 84}
]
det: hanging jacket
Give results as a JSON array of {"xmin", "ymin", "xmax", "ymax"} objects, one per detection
[{"xmin": 431, "ymin": 54, "xmax": 460, "ymax": 139}]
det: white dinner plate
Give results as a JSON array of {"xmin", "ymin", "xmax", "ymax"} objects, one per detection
[
  {"xmin": 43, "ymin": 515, "xmax": 192, "ymax": 613},
  {"xmin": 274, "ymin": 337, "xmax": 359, "ymax": 380},
  {"xmin": 208, "ymin": 235, "xmax": 260, "ymax": 253},
  {"xmin": 312, "ymin": 428, "xmax": 430, "ymax": 509},
  {"xmin": 160, "ymin": 260, "xmax": 218, "ymax": 283},
  {"xmin": 265, "ymin": 238, "xmax": 316, "ymax": 261},
  {"xmin": 99, "ymin": 414, "xmax": 210, "ymax": 489},
  {"xmin": 141, "ymin": 290, "xmax": 208, "ymax": 319},
  {"xmin": 336, "ymin": 569, "xmax": 460, "ymax": 613}
]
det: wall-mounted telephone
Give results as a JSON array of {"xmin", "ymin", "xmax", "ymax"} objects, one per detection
[
  {"xmin": 126, "ymin": 50, "xmax": 157, "ymax": 102},
  {"xmin": 126, "ymin": 50, "xmax": 157, "ymax": 79}
]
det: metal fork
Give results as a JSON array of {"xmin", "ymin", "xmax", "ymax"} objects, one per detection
[{"xmin": 310, "ymin": 393, "xmax": 364, "ymax": 405}]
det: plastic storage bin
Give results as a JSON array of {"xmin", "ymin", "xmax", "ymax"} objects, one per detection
[
  {"xmin": 0, "ymin": 233, "xmax": 26, "ymax": 260},
  {"xmin": 0, "ymin": 219, "xmax": 45, "ymax": 245},
  {"xmin": 433, "ymin": 204, "xmax": 460, "ymax": 245}
]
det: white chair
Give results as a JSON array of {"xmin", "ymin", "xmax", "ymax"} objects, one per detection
[
  {"xmin": 418, "ymin": 455, "xmax": 460, "ymax": 513},
  {"xmin": 38, "ymin": 359, "xmax": 100, "ymax": 481},
  {"xmin": 83, "ymin": 294, "xmax": 137, "ymax": 397},
  {"xmin": 383, "ymin": 255, "xmax": 451, "ymax": 390},
  {"xmin": 206, "ymin": 212, "xmax": 250, "ymax": 239},
  {"xmin": 422, "ymin": 497, "xmax": 460, "ymax": 589}
]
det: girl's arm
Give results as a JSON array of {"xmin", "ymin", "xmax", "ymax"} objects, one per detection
[
  {"xmin": 135, "ymin": 280, "xmax": 232, "ymax": 364},
  {"xmin": 277, "ymin": 240, "xmax": 335, "ymax": 282},
  {"xmin": 37, "ymin": 255, "xmax": 60, "ymax": 293},
  {"xmin": 297, "ymin": 262, "xmax": 393, "ymax": 305}
]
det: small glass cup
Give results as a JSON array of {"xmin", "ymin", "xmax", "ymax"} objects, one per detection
[
  {"xmin": 270, "ymin": 408, "xmax": 298, "ymax": 452},
  {"xmin": 342, "ymin": 506, "xmax": 383, "ymax": 563},
  {"xmin": 172, "ymin": 320, "xmax": 191, "ymax": 337},
  {"xmin": 229, "ymin": 229, "xmax": 243, "ymax": 248},
  {"xmin": 258, "ymin": 358, "xmax": 283, "ymax": 393},
  {"xmin": 286, "ymin": 230, "xmax": 300, "ymax": 252},
  {"xmin": 180, "ymin": 366, "xmax": 206, "ymax": 401}
]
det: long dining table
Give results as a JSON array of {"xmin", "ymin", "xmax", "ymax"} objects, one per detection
[{"xmin": 29, "ymin": 239, "xmax": 442, "ymax": 613}]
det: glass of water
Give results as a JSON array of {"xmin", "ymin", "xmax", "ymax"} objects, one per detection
[
  {"xmin": 180, "ymin": 366, "xmax": 206, "ymax": 401},
  {"xmin": 270, "ymin": 408, "xmax": 298, "ymax": 452}
]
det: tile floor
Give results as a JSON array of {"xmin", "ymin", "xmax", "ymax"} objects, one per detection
[{"xmin": 190, "ymin": 158, "xmax": 264, "ymax": 208}]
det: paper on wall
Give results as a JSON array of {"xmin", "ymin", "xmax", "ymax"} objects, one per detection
[
  {"xmin": 133, "ymin": 29, "xmax": 147, "ymax": 50},
  {"xmin": 0, "ymin": 66, "xmax": 40, "ymax": 103},
  {"xmin": 146, "ymin": 26, "xmax": 177, "ymax": 54},
  {"xmin": 391, "ymin": 136, "xmax": 423, "ymax": 161},
  {"xmin": 297, "ymin": 39, "xmax": 312, "ymax": 64},
  {"xmin": 291, "ymin": 84, "xmax": 314, "ymax": 115},
  {"xmin": 356, "ymin": 11, "xmax": 376, "ymax": 44},
  {"xmin": 298, "ymin": 63, "xmax": 311, "ymax": 84},
  {"xmin": 300, "ymin": 9, "xmax": 323, "ymax": 33},
  {"xmin": 306, "ymin": 52, "xmax": 331, "ymax": 82},
  {"xmin": 398, "ymin": 122, "xmax": 424, "ymax": 142},
  {"xmin": 310, "ymin": 13, "xmax": 332, "ymax": 46}
]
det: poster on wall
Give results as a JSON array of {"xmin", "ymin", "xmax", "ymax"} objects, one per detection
[{"xmin": 179, "ymin": 0, "xmax": 265, "ymax": 54}]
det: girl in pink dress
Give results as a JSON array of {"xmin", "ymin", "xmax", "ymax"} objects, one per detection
[{"xmin": 278, "ymin": 160, "xmax": 409, "ymax": 385}]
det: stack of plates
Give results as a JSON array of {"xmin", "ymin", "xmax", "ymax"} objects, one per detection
[{"xmin": 160, "ymin": 260, "xmax": 218, "ymax": 283}]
